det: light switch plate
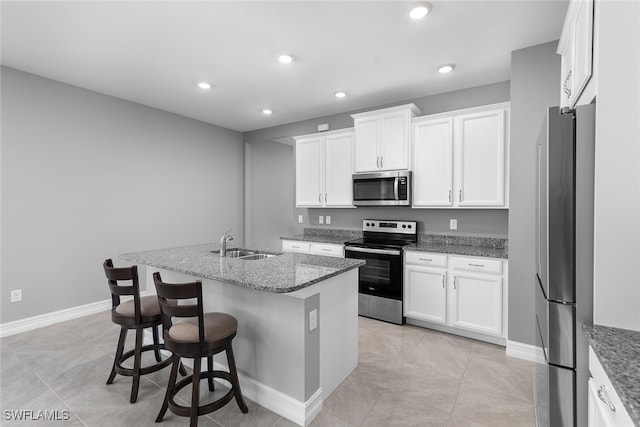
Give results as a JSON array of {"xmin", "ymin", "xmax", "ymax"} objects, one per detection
[
  {"xmin": 449, "ymin": 219, "xmax": 458, "ymax": 230},
  {"xmin": 326, "ymin": 216, "xmax": 331, "ymax": 225},
  {"xmin": 319, "ymin": 216, "xmax": 324, "ymax": 224},
  {"xmin": 297, "ymin": 215, "xmax": 303, "ymax": 224}
]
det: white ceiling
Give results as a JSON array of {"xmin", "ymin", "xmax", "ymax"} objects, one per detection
[{"xmin": 1, "ymin": 0, "xmax": 568, "ymax": 132}]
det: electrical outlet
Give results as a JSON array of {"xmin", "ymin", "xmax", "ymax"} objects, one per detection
[
  {"xmin": 326, "ymin": 216, "xmax": 331, "ymax": 225},
  {"xmin": 319, "ymin": 216, "xmax": 324, "ymax": 225},
  {"xmin": 309, "ymin": 309, "xmax": 318, "ymax": 331},
  {"xmin": 449, "ymin": 219, "xmax": 458, "ymax": 230},
  {"xmin": 10, "ymin": 289, "xmax": 22, "ymax": 303},
  {"xmin": 297, "ymin": 215, "xmax": 303, "ymax": 224}
]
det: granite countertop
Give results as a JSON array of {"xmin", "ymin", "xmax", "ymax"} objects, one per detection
[
  {"xmin": 281, "ymin": 229, "xmax": 509, "ymax": 259},
  {"xmin": 120, "ymin": 243, "xmax": 364, "ymax": 294},
  {"xmin": 583, "ymin": 324, "xmax": 640, "ymax": 424},
  {"xmin": 281, "ymin": 228, "xmax": 362, "ymax": 245},
  {"xmin": 404, "ymin": 242, "xmax": 508, "ymax": 259}
]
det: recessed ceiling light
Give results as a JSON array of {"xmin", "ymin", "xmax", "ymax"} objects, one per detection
[
  {"xmin": 409, "ymin": 2, "xmax": 432, "ymax": 19},
  {"xmin": 438, "ymin": 64, "xmax": 456, "ymax": 74},
  {"xmin": 334, "ymin": 91, "xmax": 347, "ymax": 98},
  {"xmin": 197, "ymin": 82, "xmax": 211, "ymax": 90},
  {"xmin": 278, "ymin": 54, "xmax": 293, "ymax": 64},
  {"xmin": 262, "ymin": 109, "xmax": 273, "ymax": 115}
]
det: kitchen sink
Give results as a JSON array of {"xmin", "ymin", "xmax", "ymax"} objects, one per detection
[
  {"xmin": 210, "ymin": 248, "xmax": 279, "ymax": 260},
  {"xmin": 238, "ymin": 253, "xmax": 276, "ymax": 260}
]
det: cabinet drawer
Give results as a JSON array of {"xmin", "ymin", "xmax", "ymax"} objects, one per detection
[
  {"xmin": 404, "ymin": 251, "xmax": 447, "ymax": 267},
  {"xmin": 589, "ymin": 347, "xmax": 634, "ymax": 426},
  {"xmin": 451, "ymin": 256, "xmax": 502, "ymax": 274},
  {"xmin": 282, "ymin": 240, "xmax": 310, "ymax": 254},
  {"xmin": 310, "ymin": 243, "xmax": 344, "ymax": 258}
]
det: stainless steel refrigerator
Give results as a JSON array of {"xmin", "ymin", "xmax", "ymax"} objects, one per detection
[{"xmin": 535, "ymin": 104, "xmax": 595, "ymax": 427}]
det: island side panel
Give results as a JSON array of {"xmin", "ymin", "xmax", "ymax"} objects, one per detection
[{"xmin": 319, "ymin": 268, "xmax": 358, "ymax": 400}]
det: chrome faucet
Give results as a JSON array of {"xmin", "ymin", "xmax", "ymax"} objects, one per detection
[{"xmin": 220, "ymin": 230, "xmax": 234, "ymax": 257}]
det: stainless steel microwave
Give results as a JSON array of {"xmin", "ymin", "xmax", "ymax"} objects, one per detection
[{"xmin": 352, "ymin": 170, "xmax": 411, "ymax": 206}]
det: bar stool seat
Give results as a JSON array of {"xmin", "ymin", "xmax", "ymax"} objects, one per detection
[
  {"xmin": 103, "ymin": 259, "xmax": 183, "ymax": 403},
  {"xmin": 153, "ymin": 272, "xmax": 248, "ymax": 427}
]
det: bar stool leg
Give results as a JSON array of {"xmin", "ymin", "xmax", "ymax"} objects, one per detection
[
  {"xmin": 190, "ymin": 357, "xmax": 201, "ymax": 427},
  {"xmin": 152, "ymin": 325, "xmax": 162, "ymax": 362},
  {"xmin": 130, "ymin": 327, "xmax": 144, "ymax": 403},
  {"xmin": 179, "ymin": 362, "xmax": 188, "ymax": 376},
  {"xmin": 156, "ymin": 356, "xmax": 180, "ymax": 422},
  {"xmin": 226, "ymin": 343, "xmax": 248, "ymax": 413},
  {"xmin": 107, "ymin": 328, "xmax": 127, "ymax": 385},
  {"xmin": 207, "ymin": 356, "xmax": 215, "ymax": 391}
]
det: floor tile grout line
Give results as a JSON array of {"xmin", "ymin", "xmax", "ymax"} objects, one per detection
[{"xmin": 30, "ymin": 368, "xmax": 89, "ymax": 427}]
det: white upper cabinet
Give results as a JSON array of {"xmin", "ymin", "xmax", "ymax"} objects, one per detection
[
  {"xmin": 412, "ymin": 117, "xmax": 454, "ymax": 206},
  {"xmin": 295, "ymin": 136, "xmax": 323, "ymax": 207},
  {"xmin": 294, "ymin": 129, "xmax": 354, "ymax": 208},
  {"xmin": 352, "ymin": 104, "xmax": 421, "ymax": 173},
  {"xmin": 324, "ymin": 132, "xmax": 354, "ymax": 206},
  {"xmin": 456, "ymin": 109, "xmax": 506, "ymax": 207},
  {"xmin": 412, "ymin": 103, "xmax": 509, "ymax": 208},
  {"xmin": 558, "ymin": 0, "xmax": 594, "ymax": 108}
]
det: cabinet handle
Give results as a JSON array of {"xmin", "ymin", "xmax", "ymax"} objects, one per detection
[
  {"xmin": 380, "ymin": 156, "xmax": 383, "ymax": 168},
  {"xmin": 469, "ymin": 263, "xmax": 485, "ymax": 268},
  {"xmin": 319, "ymin": 193, "xmax": 322, "ymax": 203},
  {"xmin": 449, "ymin": 190, "xmax": 452, "ymax": 203},
  {"xmin": 419, "ymin": 258, "xmax": 433, "ymax": 262},
  {"xmin": 442, "ymin": 274, "xmax": 445, "ymax": 288},
  {"xmin": 597, "ymin": 386, "xmax": 616, "ymax": 412},
  {"xmin": 322, "ymin": 248, "xmax": 331, "ymax": 252},
  {"xmin": 454, "ymin": 276, "xmax": 457, "ymax": 290},
  {"xmin": 459, "ymin": 189, "xmax": 463, "ymax": 202},
  {"xmin": 325, "ymin": 193, "xmax": 327, "ymax": 203},
  {"xmin": 563, "ymin": 70, "xmax": 572, "ymax": 99},
  {"xmin": 292, "ymin": 245, "xmax": 300, "ymax": 249}
]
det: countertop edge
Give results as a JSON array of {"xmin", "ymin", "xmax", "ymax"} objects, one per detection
[{"xmin": 583, "ymin": 323, "xmax": 640, "ymax": 425}]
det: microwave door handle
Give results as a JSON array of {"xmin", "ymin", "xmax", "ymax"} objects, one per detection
[{"xmin": 394, "ymin": 178, "xmax": 399, "ymax": 201}]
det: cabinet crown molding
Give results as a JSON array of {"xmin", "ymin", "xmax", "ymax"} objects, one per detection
[
  {"xmin": 351, "ymin": 103, "xmax": 421, "ymax": 119},
  {"xmin": 293, "ymin": 127, "xmax": 354, "ymax": 141}
]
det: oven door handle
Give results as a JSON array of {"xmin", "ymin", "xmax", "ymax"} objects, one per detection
[{"xmin": 344, "ymin": 246, "xmax": 401, "ymax": 256}]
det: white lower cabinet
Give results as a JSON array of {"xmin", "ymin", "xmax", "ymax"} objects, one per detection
[
  {"xmin": 404, "ymin": 251, "xmax": 506, "ymax": 342},
  {"xmin": 281, "ymin": 240, "xmax": 344, "ymax": 258},
  {"xmin": 588, "ymin": 347, "xmax": 634, "ymax": 427}
]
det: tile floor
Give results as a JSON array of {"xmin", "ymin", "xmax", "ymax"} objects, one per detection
[{"xmin": 0, "ymin": 311, "xmax": 536, "ymax": 426}]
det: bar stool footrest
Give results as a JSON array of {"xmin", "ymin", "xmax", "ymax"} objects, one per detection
[
  {"xmin": 114, "ymin": 344, "xmax": 173, "ymax": 376},
  {"xmin": 167, "ymin": 371, "xmax": 236, "ymax": 417}
]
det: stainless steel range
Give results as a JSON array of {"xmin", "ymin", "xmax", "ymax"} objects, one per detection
[{"xmin": 344, "ymin": 219, "xmax": 417, "ymax": 324}]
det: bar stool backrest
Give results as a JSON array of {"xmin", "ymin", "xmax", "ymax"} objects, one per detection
[
  {"xmin": 153, "ymin": 272, "xmax": 206, "ymax": 349},
  {"xmin": 103, "ymin": 259, "xmax": 142, "ymax": 324}
]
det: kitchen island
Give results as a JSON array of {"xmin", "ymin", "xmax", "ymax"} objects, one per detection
[{"xmin": 120, "ymin": 243, "xmax": 364, "ymax": 427}]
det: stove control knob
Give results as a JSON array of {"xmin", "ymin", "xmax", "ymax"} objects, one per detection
[
  {"xmin": 366, "ymin": 222, "xmax": 370, "ymax": 227},
  {"xmin": 402, "ymin": 224, "xmax": 406, "ymax": 228},
  {"xmin": 408, "ymin": 225, "xmax": 412, "ymax": 229}
]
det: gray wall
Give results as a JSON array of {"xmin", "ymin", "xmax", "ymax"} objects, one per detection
[
  {"xmin": 508, "ymin": 42, "xmax": 560, "ymax": 345},
  {"xmin": 245, "ymin": 140, "xmax": 294, "ymax": 250},
  {"xmin": 243, "ymin": 81, "xmax": 511, "ymax": 246},
  {"xmin": 1, "ymin": 67, "xmax": 244, "ymax": 323}
]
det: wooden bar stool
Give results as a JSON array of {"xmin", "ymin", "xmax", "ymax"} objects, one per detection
[
  {"xmin": 153, "ymin": 272, "xmax": 248, "ymax": 427},
  {"xmin": 103, "ymin": 259, "xmax": 181, "ymax": 403}
]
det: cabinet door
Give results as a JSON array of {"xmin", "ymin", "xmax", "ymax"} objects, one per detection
[
  {"xmin": 456, "ymin": 110, "xmax": 506, "ymax": 206},
  {"xmin": 353, "ymin": 117, "xmax": 379, "ymax": 172},
  {"xmin": 404, "ymin": 265, "xmax": 447, "ymax": 324},
  {"xmin": 412, "ymin": 118, "xmax": 454, "ymax": 206},
  {"xmin": 295, "ymin": 137, "xmax": 323, "ymax": 206},
  {"xmin": 379, "ymin": 110, "xmax": 410, "ymax": 170},
  {"xmin": 324, "ymin": 132, "xmax": 354, "ymax": 206},
  {"xmin": 451, "ymin": 272, "xmax": 503, "ymax": 335}
]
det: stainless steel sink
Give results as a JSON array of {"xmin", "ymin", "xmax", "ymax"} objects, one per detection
[
  {"xmin": 226, "ymin": 250, "xmax": 256, "ymax": 258},
  {"xmin": 238, "ymin": 253, "xmax": 276, "ymax": 260},
  {"xmin": 210, "ymin": 248, "xmax": 279, "ymax": 260}
]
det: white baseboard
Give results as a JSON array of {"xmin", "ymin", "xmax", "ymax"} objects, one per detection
[
  {"xmin": 181, "ymin": 358, "xmax": 322, "ymax": 426},
  {"xmin": 0, "ymin": 293, "xmax": 148, "ymax": 338},
  {"xmin": 506, "ymin": 340, "xmax": 545, "ymax": 364}
]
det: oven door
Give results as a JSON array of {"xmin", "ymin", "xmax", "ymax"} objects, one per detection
[{"xmin": 344, "ymin": 246, "xmax": 402, "ymax": 300}]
